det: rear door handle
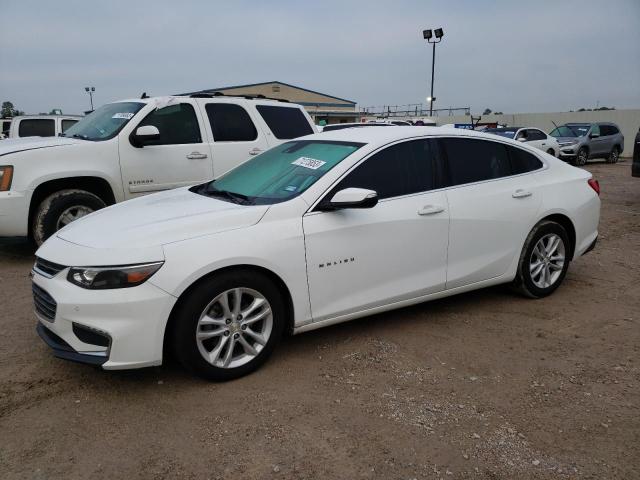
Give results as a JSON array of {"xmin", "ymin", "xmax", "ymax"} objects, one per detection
[
  {"xmin": 418, "ymin": 205, "xmax": 445, "ymax": 216},
  {"xmin": 186, "ymin": 152, "xmax": 208, "ymax": 160},
  {"xmin": 249, "ymin": 148, "xmax": 263, "ymax": 156},
  {"xmin": 512, "ymin": 189, "xmax": 532, "ymax": 199}
]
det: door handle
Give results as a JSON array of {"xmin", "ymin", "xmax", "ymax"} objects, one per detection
[
  {"xmin": 512, "ymin": 189, "xmax": 532, "ymax": 199},
  {"xmin": 186, "ymin": 152, "xmax": 208, "ymax": 160},
  {"xmin": 541, "ymin": 143, "xmax": 546, "ymax": 146},
  {"xmin": 418, "ymin": 205, "xmax": 445, "ymax": 216},
  {"xmin": 249, "ymin": 148, "xmax": 263, "ymax": 156}
]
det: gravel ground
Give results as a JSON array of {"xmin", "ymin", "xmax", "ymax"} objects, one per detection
[{"xmin": 0, "ymin": 162, "xmax": 638, "ymax": 480}]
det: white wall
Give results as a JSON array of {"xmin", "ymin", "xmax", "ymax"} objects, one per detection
[{"xmin": 435, "ymin": 109, "xmax": 640, "ymax": 156}]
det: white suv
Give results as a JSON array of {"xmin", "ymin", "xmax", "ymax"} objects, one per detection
[
  {"xmin": 4, "ymin": 115, "xmax": 82, "ymax": 139},
  {"xmin": 0, "ymin": 94, "xmax": 316, "ymax": 244}
]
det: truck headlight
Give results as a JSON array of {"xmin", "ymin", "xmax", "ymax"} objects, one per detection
[
  {"xmin": 67, "ymin": 262, "xmax": 164, "ymax": 289},
  {"xmin": 0, "ymin": 166, "xmax": 13, "ymax": 191}
]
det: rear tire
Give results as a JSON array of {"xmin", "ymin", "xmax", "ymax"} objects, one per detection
[
  {"xmin": 512, "ymin": 221, "xmax": 571, "ymax": 298},
  {"xmin": 171, "ymin": 269, "xmax": 285, "ymax": 381},
  {"xmin": 607, "ymin": 146, "xmax": 620, "ymax": 164},
  {"xmin": 32, "ymin": 189, "xmax": 106, "ymax": 246},
  {"xmin": 546, "ymin": 148, "xmax": 555, "ymax": 156}
]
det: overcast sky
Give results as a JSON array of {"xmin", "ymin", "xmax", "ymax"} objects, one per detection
[{"xmin": 1, "ymin": 0, "xmax": 639, "ymax": 115}]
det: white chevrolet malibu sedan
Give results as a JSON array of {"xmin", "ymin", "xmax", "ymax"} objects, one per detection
[{"xmin": 32, "ymin": 127, "xmax": 600, "ymax": 380}]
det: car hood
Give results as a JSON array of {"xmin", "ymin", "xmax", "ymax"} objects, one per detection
[
  {"xmin": 0, "ymin": 136, "xmax": 83, "ymax": 156},
  {"xmin": 56, "ymin": 187, "xmax": 270, "ymax": 249},
  {"xmin": 555, "ymin": 136, "xmax": 582, "ymax": 143}
]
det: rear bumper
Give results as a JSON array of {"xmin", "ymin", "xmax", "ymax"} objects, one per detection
[{"xmin": 582, "ymin": 236, "xmax": 597, "ymax": 255}]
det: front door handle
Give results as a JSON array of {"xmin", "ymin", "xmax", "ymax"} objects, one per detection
[
  {"xmin": 512, "ymin": 189, "xmax": 532, "ymax": 199},
  {"xmin": 186, "ymin": 152, "xmax": 208, "ymax": 160},
  {"xmin": 418, "ymin": 205, "xmax": 445, "ymax": 216},
  {"xmin": 249, "ymin": 148, "xmax": 263, "ymax": 156}
]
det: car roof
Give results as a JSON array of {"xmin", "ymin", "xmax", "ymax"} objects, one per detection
[
  {"xmin": 303, "ymin": 126, "xmax": 501, "ymax": 146},
  {"xmin": 114, "ymin": 95, "xmax": 296, "ymax": 106}
]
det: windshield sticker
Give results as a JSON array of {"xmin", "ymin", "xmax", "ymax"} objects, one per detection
[
  {"xmin": 112, "ymin": 112, "xmax": 135, "ymax": 119},
  {"xmin": 284, "ymin": 185, "xmax": 298, "ymax": 192},
  {"xmin": 292, "ymin": 157, "xmax": 326, "ymax": 170}
]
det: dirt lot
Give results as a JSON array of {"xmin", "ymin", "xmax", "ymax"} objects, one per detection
[{"xmin": 0, "ymin": 162, "xmax": 638, "ymax": 480}]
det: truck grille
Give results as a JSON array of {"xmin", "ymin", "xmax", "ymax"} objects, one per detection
[
  {"xmin": 34, "ymin": 257, "xmax": 67, "ymax": 278},
  {"xmin": 32, "ymin": 283, "xmax": 57, "ymax": 321}
]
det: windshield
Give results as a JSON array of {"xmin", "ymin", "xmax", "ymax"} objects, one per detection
[
  {"xmin": 484, "ymin": 128, "xmax": 517, "ymax": 139},
  {"xmin": 550, "ymin": 125, "xmax": 589, "ymax": 138},
  {"xmin": 194, "ymin": 140, "xmax": 364, "ymax": 205},
  {"xmin": 62, "ymin": 102, "xmax": 144, "ymax": 141}
]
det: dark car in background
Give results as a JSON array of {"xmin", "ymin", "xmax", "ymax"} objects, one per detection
[
  {"xmin": 633, "ymin": 127, "xmax": 640, "ymax": 177},
  {"xmin": 550, "ymin": 122, "xmax": 624, "ymax": 166}
]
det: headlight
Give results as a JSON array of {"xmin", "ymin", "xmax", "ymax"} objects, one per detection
[
  {"xmin": 67, "ymin": 262, "xmax": 163, "ymax": 289},
  {"xmin": 559, "ymin": 140, "xmax": 578, "ymax": 147},
  {"xmin": 0, "ymin": 165, "xmax": 13, "ymax": 191}
]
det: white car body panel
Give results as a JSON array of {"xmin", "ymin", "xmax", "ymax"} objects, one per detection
[{"xmin": 31, "ymin": 127, "xmax": 600, "ymax": 370}]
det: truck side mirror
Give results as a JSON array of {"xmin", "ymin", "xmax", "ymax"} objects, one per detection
[{"xmin": 130, "ymin": 125, "xmax": 160, "ymax": 148}]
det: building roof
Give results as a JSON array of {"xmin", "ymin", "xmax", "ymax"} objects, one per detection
[{"xmin": 185, "ymin": 81, "xmax": 356, "ymax": 106}]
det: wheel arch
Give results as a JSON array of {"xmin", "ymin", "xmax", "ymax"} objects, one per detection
[
  {"xmin": 537, "ymin": 213, "xmax": 576, "ymax": 260},
  {"xmin": 162, "ymin": 264, "xmax": 296, "ymax": 356},
  {"xmin": 28, "ymin": 176, "xmax": 117, "ymax": 234}
]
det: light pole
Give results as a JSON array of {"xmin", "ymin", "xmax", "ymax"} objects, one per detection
[
  {"xmin": 422, "ymin": 28, "xmax": 444, "ymax": 116},
  {"xmin": 84, "ymin": 86, "xmax": 95, "ymax": 111}
]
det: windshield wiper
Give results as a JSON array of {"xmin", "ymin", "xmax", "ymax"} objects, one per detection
[
  {"xmin": 71, "ymin": 133, "xmax": 89, "ymax": 140},
  {"xmin": 203, "ymin": 186, "xmax": 252, "ymax": 205}
]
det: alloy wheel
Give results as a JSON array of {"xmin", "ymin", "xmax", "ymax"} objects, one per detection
[
  {"xmin": 529, "ymin": 233, "xmax": 565, "ymax": 289},
  {"xmin": 56, "ymin": 205, "xmax": 94, "ymax": 229},
  {"xmin": 195, "ymin": 288, "xmax": 273, "ymax": 369}
]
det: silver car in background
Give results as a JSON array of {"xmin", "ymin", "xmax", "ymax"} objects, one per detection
[{"xmin": 550, "ymin": 122, "xmax": 624, "ymax": 166}]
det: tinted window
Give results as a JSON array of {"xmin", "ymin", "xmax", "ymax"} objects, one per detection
[
  {"xmin": 256, "ymin": 105, "xmax": 314, "ymax": 139},
  {"xmin": 590, "ymin": 124, "xmax": 600, "ymax": 136},
  {"xmin": 609, "ymin": 125, "xmax": 619, "ymax": 135},
  {"xmin": 61, "ymin": 119, "xmax": 78, "ymax": 132},
  {"xmin": 441, "ymin": 138, "xmax": 510, "ymax": 186},
  {"xmin": 137, "ymin": 103, "xmax": 201, "ymax": 145},
  {"xmin": 18, "ymin": 119, "xmax": 55, "ymax": 137},
  {"xmin": 508, "ymin": 145, "xmax": 543, "ymax": 174},
  {"xmin": 528, "ymin": 129, "xmax": 546, "ymax": 141},
  {"xmin": 205, "ymin": 103, "xmax": 257, "ymax": 142},
  {"xmin": 334, "ymin": 139, "xmax": 436, "ymax": 199},
  {"xmin": 599, "ymin": 125, "xmax": 618, "ymax": 136},
  {"xmin": 1, "ymin": 121, "xmax": 10, "ymax": 135}
]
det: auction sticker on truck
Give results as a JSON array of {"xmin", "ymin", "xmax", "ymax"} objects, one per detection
[{"xmin": 292, "ymin": 157, "xmax": 326, "ymax": 170}]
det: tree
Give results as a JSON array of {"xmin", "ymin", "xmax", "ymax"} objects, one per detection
[
  {"xmin": 483, "ymin": 108, "xmax": 492, "ymax": 115},
  {"xmin": 494, "ymin": 111, "xmax": 504, "ymax": 115},
  {"xmin": 1, "ymin": 101, "xmax": 24, "ymax": 118}
]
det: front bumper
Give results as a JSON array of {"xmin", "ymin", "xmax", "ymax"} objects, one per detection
[
  {"xmin": 0, "ymin": 190, "xmax": 31, "ymax": 237},
  {"xmin": 32, "ymin": 267, "xmax": 177, "ymax": 370}
]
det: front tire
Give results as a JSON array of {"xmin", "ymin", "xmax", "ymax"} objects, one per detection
[
  {"xmin": 512, "ymin": 221, "xmax": 571, "ymax": 298},
  {"xmin": 32, "ymin": 189, "xmax": 106, "ymax": 246},
  {"xmin": 171, "ymin": 270, "xmax": 285, "ymax": 381},
  {"xmin": 576, "ymin": 147, "xmax": 588, "ymax": 166},
  {"xmin": 546, "ymin": 148, "xmax": 555, "ymax": 156}
]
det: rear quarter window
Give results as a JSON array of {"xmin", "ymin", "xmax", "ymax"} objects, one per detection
[
  {"xmin": 507, "ymin": 145, "xmax": 544, "ymax": 174},
  {"xmin": 256, "ymin": 105, "xmax": 314, "ymax": 139},
  {"xmin": 18, "ymin": 119, "xmax": 56, "ymax": 137}
]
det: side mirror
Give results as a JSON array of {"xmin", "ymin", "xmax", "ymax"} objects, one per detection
[
  {"xmin": 589, "ymin": 132, "xmax": 600, "ymax": 139},
  {"xmin": 319, "ymin": 188, "xmax": 378, "ymax": 211},
  {"xmin": 516, "ymin": 137, "xmax": 527, "ymax": 142},
  {"xmin": 130, "ymin": 125, "xmax": 160, "ymax": 147}
]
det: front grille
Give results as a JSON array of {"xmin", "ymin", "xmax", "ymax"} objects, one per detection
[
  {"xmin": 32, "ymin": 283, "xmax": 57, "ymax": 321},
  {"xmin": 34, "ymin": 257, "xmax": 67, "ymax": 278}
]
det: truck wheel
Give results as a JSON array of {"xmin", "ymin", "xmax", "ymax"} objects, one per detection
[{"xmin": 32, "ymin": 189, "xmax": 106, "ymax": 246}]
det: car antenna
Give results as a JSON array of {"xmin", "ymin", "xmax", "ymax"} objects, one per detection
[
  {"xmin": 551, "ymin": 120, "xmax": 559, "ymax": 130},
  {"xmin": 140, "ymin": 92, "xmax": 149, "ymax": 99}
]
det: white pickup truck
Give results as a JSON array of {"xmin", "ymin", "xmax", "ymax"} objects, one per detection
[{"xmin": 0, "ymin": 94, "xmax": 316, "ymax": 244}]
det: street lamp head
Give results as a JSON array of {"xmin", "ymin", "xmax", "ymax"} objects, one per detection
[
  {"xmin": 427, "ymin": 97, "xmax": 436, "ymax": 102},
  {"xmin": 91, "ymin": 87, "xmax": 95, "ymax": 92},
  {"xmin": 85, "ymin": 87, "xmax": 90, "ymax": 92},
  {"xmin": 434, "ymin": 28, "xmax": 444, "ymax": 39},
  {"xmin": 423, "ymin": 29, "xmax": 433, "ymax": 40}
]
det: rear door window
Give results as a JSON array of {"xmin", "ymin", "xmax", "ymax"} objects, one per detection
[
  {"xmin": 333, "ymin": 139, "xmax": 438, "ymax": 199},
  {"xmin": 137, "ymin": 103, "xmax": 202, "ymax": 145},
  {"xmin": 255, "ymin": 105, "xmax": 314, "ymax": 139},
  {"xmin": 205, "ymin": 103, "xmax": 258, "ymax": 142},
  {"xmin": 527, "ymin": 129, "xmax": 546, "ymax": 141},
  {"xmin": 440, "ymin": 137, "xmax": 511, "ymax": 186},
  {"xmin": 18, "ymin": 119, "xmax": 56, "ymax": 137},
  {"xmin": 590, "ymin": 124, "xmax": 601, "ymax": 137}
]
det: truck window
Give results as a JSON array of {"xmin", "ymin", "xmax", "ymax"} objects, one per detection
[
  {"xmin": 61, "ymin": 119, "xmax": 78, "ymax": 132},
  {"xmin": 205, "ymin": 104, "xmax": 257, "ymax": 142},
  {"xmin": 18, "ymin": 119, "xmax": 56, "ymax": 137},
  {"xmin": 137, "ymin": 104, "xmax": 202, "ymax": 145},
  {"xmin": 255, "ymin": 105, "xmax": 314, "ymax": 139}
]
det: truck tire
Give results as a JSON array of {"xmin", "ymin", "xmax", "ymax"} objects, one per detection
[{"xmin": 32, "ymin": 189, "xmax": 106, "ymax": 246}]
